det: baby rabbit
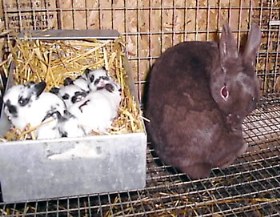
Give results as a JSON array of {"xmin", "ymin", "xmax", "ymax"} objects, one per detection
[
  {"xmin": 59, "ymin": 82, "xmax": 122, "ymax": 137},
  {"xmin": 71, "ymin": 75, "xmax": 89, "ymax": 92},
  {"xmin": 85, "ymin": 67, "xmax": 113, "ymax": 91},
  {"xmin": 145, "ymin": 23, "xmax": 262, "ymax": 179},
  {"xmin": 3, "ymin": 81, "xmax": 66, "ymax": 139},
  {"xmin": 50, "ymin": 77, "xmax": 88, "ymax": 108},
  {"xmin": 63, "ymin": 73, "xmax": 90, "ymax": 92},
  {"xmin": 57, "ymin": 110, "xmax": 87, "ymax": 138}
]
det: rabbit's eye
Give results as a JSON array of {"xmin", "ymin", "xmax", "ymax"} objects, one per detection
[
  {"xmin": 94, "ymin": 78, "xmax": 99, "ymax": 85},
  {"xmin": 18, "ymin": 97, "xmax": 30, "ymax": 106},
  {"xmin": 62, "ymin": 94, "xmax": 70, "ymax": 100},
  {"xmin": 89, "ymin": 75, "xmax": 95, "ymax": 83},
  {"xmin": 102, "ymin": 76, "xmax": 109, "ymax": 81}
]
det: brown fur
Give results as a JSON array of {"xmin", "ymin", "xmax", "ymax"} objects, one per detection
[{"xmin": 145, "ymin": 24, "xmax": 261, "ymax": 179}]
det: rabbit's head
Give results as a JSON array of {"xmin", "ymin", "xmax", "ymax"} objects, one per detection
[
  {"xmin": 50, "ymin": 84, "xmax": 87, "ymax": 108},
  {"xmin": 3, "ymin": 81, "xmax": 46, "ymax": 118},
  {"xmin": 210, "ymin": 23, "xmax": 262, "ymax": 124},
  {"xmin": 85, "ymin": 67, "xmax": 112, "ymax": 91}
]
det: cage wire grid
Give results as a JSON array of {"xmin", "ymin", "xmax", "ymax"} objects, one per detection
[
  {"xmin": 0, "ymin": 100, "xmax": 279, "ymax": 216},
  {"xmin": 0, "ymin": 0, "xmax": 279, "ymax": 216}
]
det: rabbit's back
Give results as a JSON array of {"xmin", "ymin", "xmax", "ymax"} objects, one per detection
[{"xmin": 146, "ymin": 41, "xmax": 220, "ymax": 133}]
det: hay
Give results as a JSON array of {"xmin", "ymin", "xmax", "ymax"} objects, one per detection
[{"xmin": 2, "ymin": 35, "xmax": 144, "ymax": 141}]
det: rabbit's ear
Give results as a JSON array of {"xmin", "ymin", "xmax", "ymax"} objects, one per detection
[
  {"xmin": 84, "ymin": 68, "xmax": 91, "ymax": 76},
  {"xmin": 243, "ymin": 23, "xmax": 262, "ymax": 67},
  {"xmin": 50, "ymin": 87, "xmax": 60, "ymax": 94},
  {"xmin": 64, "ymin": 77, "xmax": 74, "ymax": 86},
  {"xmin": 219, "ymin": 23, "xmax": 238, "ymax": 63},
  {"xmin": 34, "ymin": 81, "xmax": 46, "ymax": 97}
]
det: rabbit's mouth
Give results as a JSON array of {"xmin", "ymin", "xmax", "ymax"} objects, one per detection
[{"xmin": 226, "ymin": 113, "xmax": 242, "ymax": 130}]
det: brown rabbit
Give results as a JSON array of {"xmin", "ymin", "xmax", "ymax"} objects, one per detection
[{"xmin": 144, "ymin": 23, "xmax": 262, "ymax": 179}]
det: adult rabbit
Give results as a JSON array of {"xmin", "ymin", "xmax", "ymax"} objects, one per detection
[{"xmin": 145, "ymin": 23, "xmax": 261, "ymax": 179}]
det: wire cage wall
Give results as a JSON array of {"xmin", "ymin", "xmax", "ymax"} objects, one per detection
[{"xmin": 0, "ymin": 0, "xmax": 279, "ymax": 216}]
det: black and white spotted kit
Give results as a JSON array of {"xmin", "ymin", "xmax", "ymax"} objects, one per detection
[
  {"xmin": 3, "ymin": 81, "xmax": 66, "ymax": 139},
  {"xmin": 3, "ymin": 67, "xmax": 122, "ymax": 139}
]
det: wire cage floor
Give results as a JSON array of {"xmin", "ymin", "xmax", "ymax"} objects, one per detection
[{"xmin": 0, "ymin": 96, "xmax": 279, "ymax": 216}]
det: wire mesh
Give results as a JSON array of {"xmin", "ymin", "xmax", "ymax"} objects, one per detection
[
  {"xmin": 0, "ymin": 0, "xmax": 279, "ymax": 216},
  {"xmin": 1, "ymin": 0, "xmax": 280, "ymax": 99},
  {"xmin": 0, "ymin": 97, "xmax": 279, "ymax": 216}
]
